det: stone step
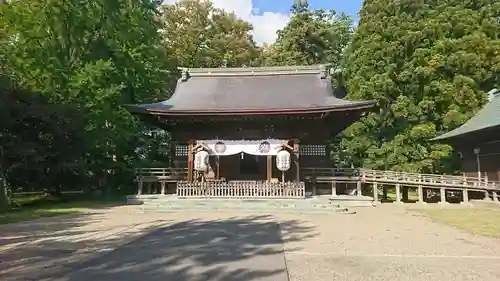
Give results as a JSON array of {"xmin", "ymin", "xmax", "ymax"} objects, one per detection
[
  {"xmin": 138, "ymin": 207, "xmax": 355, "ymax": 215},
  {"xmin": 139, "ymin": 203, "xmax": 353, "ymax": 214},
  {"xmin": 142, "ymin": 199, "xmax": 339, "ymax": 208},
  {"xmin": 136, "ymin": 198, "xmax": 357, "ymax": 214},
  {"xmin": 328, "ymin": 195, "xmax": 375, "ymax": 207},
  {"xmin": 138, "ymin": 197, "xmax": 374, "ymax": 208}
]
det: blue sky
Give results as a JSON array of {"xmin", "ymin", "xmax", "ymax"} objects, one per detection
[{"xmin": 254, "ymin": 0, "xmax": 364, "ymax": 20}]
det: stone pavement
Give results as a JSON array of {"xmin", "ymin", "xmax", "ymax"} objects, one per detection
[{"xmin": 1, "ymin": 204, "xmax": 500, "ymax": 281}]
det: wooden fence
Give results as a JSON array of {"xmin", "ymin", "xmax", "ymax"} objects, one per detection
[{"xmin": 176, "ymin": 181, "xmax": 306, "ymax": 198}]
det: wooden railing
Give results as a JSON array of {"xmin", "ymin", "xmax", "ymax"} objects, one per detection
[
  {"xmin": 302, "ymin": 168, "xmax": 500, "ymax": 191},
  {"xmin": 133, "ymin": 167, "xmax": 500, "ymax": 202},
  {"xmin": 135, "ymin": 168, "xmax": 187, "ymax": 182},
  {"xmin": 176, "ymin": 181, "xmax": 306, "ymax": 198}
]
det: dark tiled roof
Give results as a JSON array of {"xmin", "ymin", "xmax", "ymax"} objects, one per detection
[
  {"xmin": 433, "ymin": 91, "xmax": 500, "ymax": 140},
  {"xmin": 125, "ymin": 65, "xmax": 375, "ymax": 115}
]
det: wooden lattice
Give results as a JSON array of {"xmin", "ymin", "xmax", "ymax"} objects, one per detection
[
  {"xmin": 175, "ymin": 144, "xmax": 188, "ymax": 156},
  {"xmin": 300, "ymin": 145, "xmax": 326, "ymax": 156},
  {"xmin": 176, "ymin": 181, "xmax": 306, "ymax": 198}
]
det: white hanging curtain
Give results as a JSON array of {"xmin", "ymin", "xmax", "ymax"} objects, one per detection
[{"xmin": 201, "ymin": 139, "xmax": 287, "ymax": 156}]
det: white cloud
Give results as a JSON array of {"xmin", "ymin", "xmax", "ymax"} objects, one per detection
[{"xmin": 163, "ymin": 0, "xmax": 290, "ymax": 45}]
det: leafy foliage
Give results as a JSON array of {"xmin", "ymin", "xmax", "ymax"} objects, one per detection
[
  {"xmin": 0, "ymin": 83, "xmax": 86, "ymax": 194},
  {"xmin": 263, "ymin": 3, "xmax": 353, "ymax": 67},
  {"xmin": 0, "ymin": 0, "xmax": 173, "ymax": 202},
  {"xmin": 340, "ymin": 0, "xmax": 500, "ymax": 173},
  {"xmin": 3, "ymin": 0, "xmax": 499, "ymax": 212},
  {"xmin": 160, "ymin": 0, "xmax": 260, "ymax": 67}
]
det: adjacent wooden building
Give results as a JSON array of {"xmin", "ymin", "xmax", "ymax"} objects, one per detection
[
  {"xmin": 433, "ymin": 90, "xmax": 500, "ymax": 181},
  {"xmin": 125, "ymin": 65, "xmax": 375, "ymax": 197}
]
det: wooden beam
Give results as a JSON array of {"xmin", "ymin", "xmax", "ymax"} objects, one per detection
[{"xmin": 187, "ymin": 140, "xmax": 194, "ymax": 182}]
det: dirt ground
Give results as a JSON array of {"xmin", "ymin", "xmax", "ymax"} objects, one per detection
[{"xmin": 1, "ymin": 204, "xmax": 500, "ymax": 281}]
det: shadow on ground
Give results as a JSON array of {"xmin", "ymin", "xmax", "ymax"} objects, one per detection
[
  {"xmin": 0, "ymin": 213, "xmax": 94, "ymax": 247},
  {"xmin": 1, "ymin": 214, "xmax": 315, "ymax": 281}
]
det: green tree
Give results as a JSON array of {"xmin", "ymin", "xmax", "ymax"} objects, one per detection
[
  {"xmin": 340, "ymin": 0, "xmax": 500, "ymax": 173},
  {"xmin": 160, "ymin": 0, "xmax": 260, "ymax": 68},
  {"xmin": 264, "ymin": 3, "xmax": 353, "ymax": 67},
  {"xmin": 0, "ymin": 0, "xmax": 174, "ymax": 193},
  {"xmin": 0, "ymin": 83, "xmax": 87, "ymax": 197}
]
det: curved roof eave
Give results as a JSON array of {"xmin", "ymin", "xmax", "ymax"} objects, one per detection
[
  {"xmin": 432, "ymin": 91, "xmax": 500, "ymax": 141},
  {"xmin": 123, "ymin": 100, "xmax": 377, "ymax": 116}
]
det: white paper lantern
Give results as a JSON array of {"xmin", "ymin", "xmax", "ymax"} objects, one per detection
[
  {"xmin": 194, "ymin": 150, "xmax": 209, "ymax": 171},
  {"xmin": 276, "ymin": 150, "xmax": 291, "ymax": 171}
]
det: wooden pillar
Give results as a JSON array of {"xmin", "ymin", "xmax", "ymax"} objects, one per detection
[
  {"xmin": 160, "ymin": 181, "xmax": 166, "ymax": 195},
  {"xmin": 439, "ymin": 187, "xmax": 447, "ymax": 204},
  {"xmin": 293, "ymin": 140, "xmax": 300, "ymax": 184},
  {"xmin": 484, "ymin": 190, "xmax": 491, "ymax": 200},
  {"xmin": 372, "ymin": 183, "xmax": 378, "ymax": 202},
  {"xmin": 216, "ymin": 156, "xmax": 220, "ymax": 180},
  {"xmin": 187, "ymin": 140, "xmax": 194, "ymax": 182},
  {"xmin": 356, "ymin": 181, "xmax": 362, "ymax": 196},
  {"xmin": 417, "ymin": 185, "xmax": 424, "ymax": 203},
  {"xmin": 395, "ymin": 184, "xmax": 402, "ymax": 203},
  {"xmin": 266, "ymin": 155, "xmax": 272, "ymax": 182},
  {"xmin": 462, "ymin": 188, "xmax": 469, "ymax": 204},
  {"xmin": 137, "ymin": 179, "xmax": 143, "ymax": 195},
  {"xmin": 383, "ymin": 186, "xmax": 388, "ymax": 201},
  {"xmin": 331, "ymin": 181, "xmax": 337, "ymax": 196},
  {"xmin": 461, "ymin": 175, "xmax": 468, "ymax": 204}
]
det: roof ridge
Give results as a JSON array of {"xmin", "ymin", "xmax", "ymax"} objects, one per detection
[{"xmin": 178, "ymin": 65, "xmax": 330, "ymax": 79}]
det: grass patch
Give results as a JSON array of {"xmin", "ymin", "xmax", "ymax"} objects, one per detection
[
  {"xmin": 0, "ymin": 194, "xmax": 125, "ymax": 225},
  {"xmin": 414, "ymin": 204, "xmax": 500, "ymax": 238},
  {"xmin": 379, "ymin": 189, "xmax": 419, "ymax": 203}
]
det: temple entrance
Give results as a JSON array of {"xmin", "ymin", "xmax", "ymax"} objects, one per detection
[
  {"xmin": 239, "ymin": 153, "xmax": 266, "ymax": 181},
  {"xmin": 219, "ymin": 153, "xmax": 266, "ymax": 181}
]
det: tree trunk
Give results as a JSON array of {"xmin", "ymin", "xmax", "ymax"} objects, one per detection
[{"xmin": 0, "ymin": 177, "xmax": 11, "ymax": 212}]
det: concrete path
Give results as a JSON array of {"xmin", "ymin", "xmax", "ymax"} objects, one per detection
[{"xmin": 1, "ymin": 204, "xmax": 500, "ymax": 281}]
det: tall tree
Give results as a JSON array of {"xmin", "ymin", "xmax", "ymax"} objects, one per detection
[
  {"xmin": 0, "ymin": 83, "xmax": 87, "ymax": 197},
  {"xmin": 0, "ymin": 0, "xmax": 173, "ymax": 191},
  {"xmin": 160, "ymin": 0, "xmax": 260, "ymax": 68},
  {"xmin": 340, "ymin": 0, "xmax": 500, "ymax": 173},
  {"xmin": 264, "ymin": 3, "xmax": 353, "ymax": 67}
]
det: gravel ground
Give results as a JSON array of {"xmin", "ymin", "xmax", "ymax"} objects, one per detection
[
  {"xmin": 280, "ymin": 204, "xmax": 500, "ymax": 281},
  {"xmin": 1, "ymin": 204, "xmax": 499, "ymax": 281}
]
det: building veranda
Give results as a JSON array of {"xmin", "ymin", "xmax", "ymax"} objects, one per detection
[{"xmin": 125, "ymin": 65, "xmax": 376, "ymax": 199}]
